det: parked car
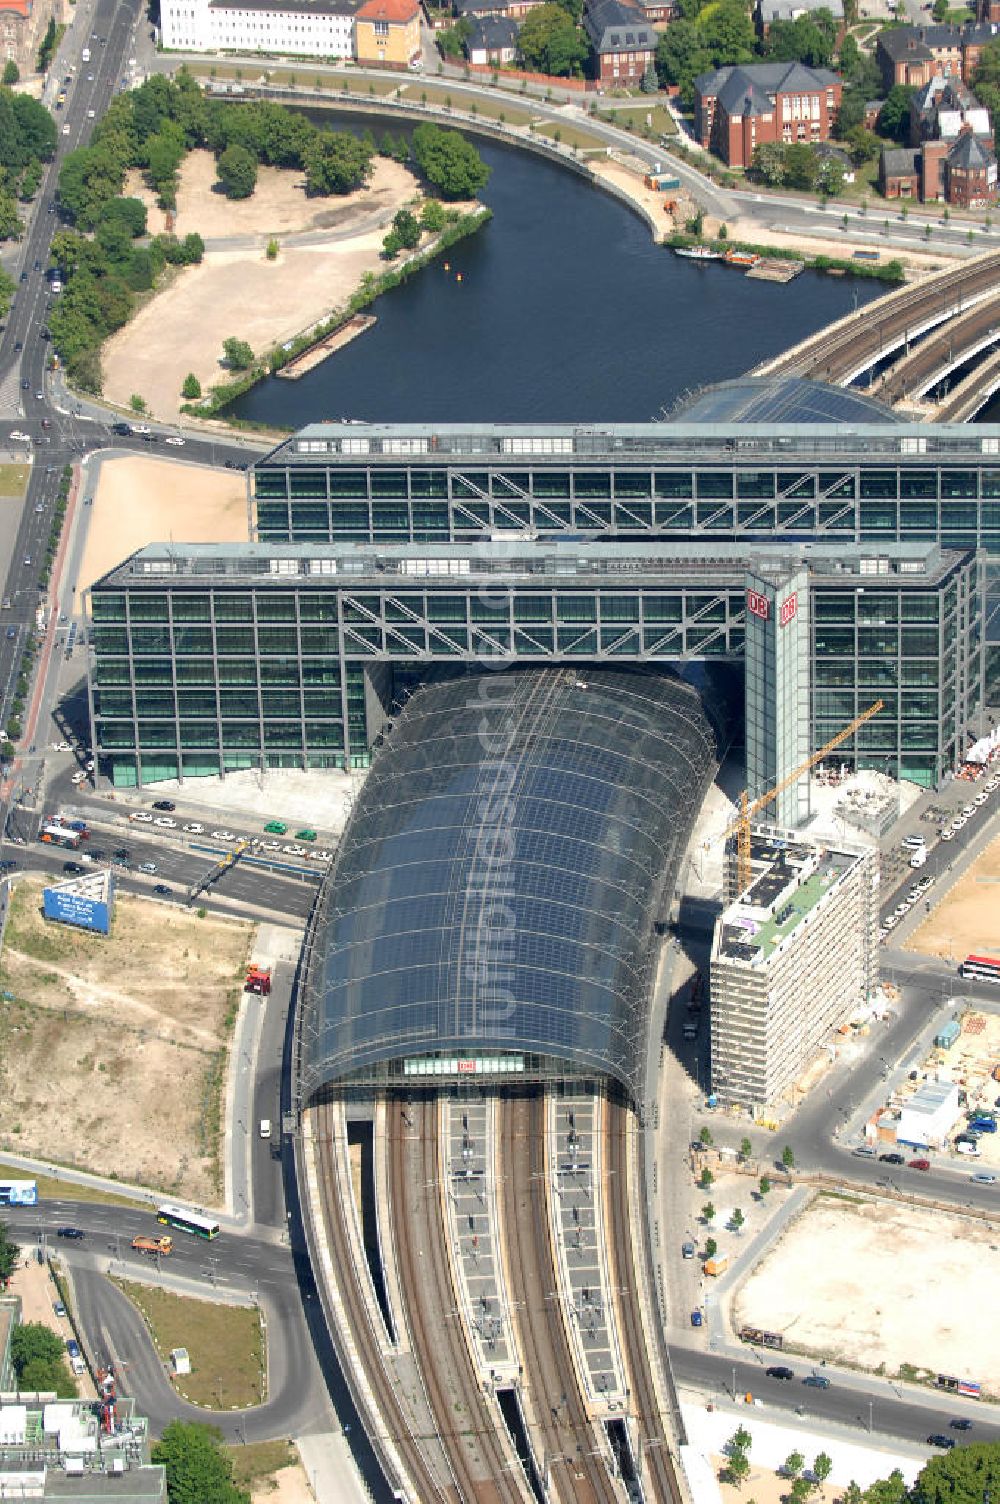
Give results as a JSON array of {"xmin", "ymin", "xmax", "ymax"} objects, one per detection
[
  {"xmin": 211, "ymin": 829, "xmax": 237, "ymax": 842},
  {"xmin": 950, "ymin": 1418, "xmax": 973, "ymax": 1430},
  {"xmin": 263, "ymin": 821, "xmax": 287, "ymax": 835},
  {"xmin": 766, "ymin": 1366, "xmax": 795, "ymax": 1381},
  {"xmin": 153, "ymin": 817, "xmax": 176, "ymax": 828},
  {"xmin": 152, "ymin": 800, "xmax": 175, "ymax": 812},
  {"xmin": 131, "ymin": 812, "xmax": 153, "ymax": 824},
  {"xmin": 138, "ymin": 861, "xmax": 157, "ymax": 874},
  {"xmin": 927, "ymin": 1435, "xmax": 955, "ymax": 1450},
  {"xmin": 56, "ymin": 1227, "xmax": 85, "ymax": 1239},
  {"xmin": 62, "ymin": 861, "xmax": 84, "ymax": 875},
  {"xmin": 879, "ymin": 1152, "xmax": 905, "ymax": 1164},
  {"xmin": 908, "ymin": 1158, "xmax": 931, "ymax": 1171},
  {"xmin": 53, "ymin": 1301, "xmax": 66, "ymax": 1318},
  {"xmin": 803, "ymin": 1374, "xmax": 831, "ymax": 1389},
  {"xmin": 972, "ymin": 1171, "xmax": 997, "ymax": 1184},
  {"xmin": 182, "ymin": 822, "xmax": 205, "ymax": 834}
]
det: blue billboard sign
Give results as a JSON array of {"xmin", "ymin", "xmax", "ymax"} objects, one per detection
[
  {"xmin": 0, "ymin": 1180, "xmax": 37, "ymax": 1206},
  {"xmin": 43, "ymin": 881, "xmax": 113, "ymax": 934}
]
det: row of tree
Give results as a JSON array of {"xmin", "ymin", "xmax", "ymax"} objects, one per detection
[{"xmin": 0, "ymin": 86, "xmax": 58, "ymax": 243}]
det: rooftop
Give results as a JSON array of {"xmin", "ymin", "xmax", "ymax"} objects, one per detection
[
  {"xmin": 356, "ymin": 0, "xmax": 419, "ymax": 19},
  {"xmin": 90, "ymin": 539, "xmax": 965, "ymax": 590},
  {"xmin": 672, "ymin": 376, "xmax": 900, "ymax": 425},
  {"xmin": 716, "ymin": 830, "xmax": 864, "ymax": 967}
]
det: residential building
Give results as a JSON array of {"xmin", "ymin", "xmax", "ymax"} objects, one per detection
[
  {"xmin": 354, "ymin": 0, "xmax": 420, "ymax": 65},
  {"xmin": 693, "ymin": 60, "xmax": 842, "ymax": 168},
  {"xmin": 710, "ymin": 828, "xmax": 879, "ymax": 1112},
  {"xmin": 757, "ymin": 0, "xmax": 843, "ymax": 33},
  {"xmin": 465, "ymin": 13, "xmax": 518, "ymax": 63},
  {"xmin": 582, "ymin": 0, "xmax": 656, "ymax": 87},
  {"xmin": 160, "ymin": 0, "xmax": 357, "ymax": 56},
  {"xmin": 977, "ymin": 0, "xmax": 1000, "ymax": 25},
  {"xmin": 453, "ymin": 0, "xmax": 543, "ymax": 20},
  {"xmin": 909, "ymin": 73, "xmax": 992, "ymax": 146},
  {"xmin": 879, "ymin": 130, "xmax": 997, "ymax": 204},
  {"xmin": 876, "ymin": 21, "xmax": 999, "ymax": 91}
]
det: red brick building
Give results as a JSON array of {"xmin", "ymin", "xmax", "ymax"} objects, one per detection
[
  {"xmin": 582, "ymin": 0, "xmax": 657, "ymax": 87},
  {"xmin": 876, "ymin": 22, "xmax": 999, "ymax": 91},
  {"xmin": 878, "ymin": 130, "xmax": 997, "ymax": 205},
  {"xmin": 693, "ymin": 61, "xmax": 842, "ymax": 169}
]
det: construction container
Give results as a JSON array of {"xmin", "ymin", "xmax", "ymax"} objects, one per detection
[
  {"xmin": 703, "ymin": 1257, "xmax": 729, "ymax": 1276},
  {"xmin": 935, "ymin": 1020, "xmax": 961, "ymax": 1050}
]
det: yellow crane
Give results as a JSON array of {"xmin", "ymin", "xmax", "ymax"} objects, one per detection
[{"xmin": 727, "ymin": 700, "xmax": 884, "ymax": 896}]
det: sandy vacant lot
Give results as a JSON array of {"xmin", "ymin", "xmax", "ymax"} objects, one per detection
[
  {"xmin": 907, "ymin": 831, "xmax": 1000, "ymax": 962},
  {"xmin": 734, "ymin": 1194, "xmax": 1000, "ymax": 1392},
  {"xmin": 79, "ymin": 455, "xmax": 248, "ymax": 596},
  {"xmin": 105, "ymin": 154, "xmax": 421, "ymax": 420},
  {"xmin": 0, "ymin": 881, "xmax": 252, "ymax": 1204}
]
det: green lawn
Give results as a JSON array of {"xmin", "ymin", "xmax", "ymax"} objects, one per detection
[
  {"xmin": 30, "ymin": 1171, "xmax": 149, "ymax": 1209},
  {"xmin": 227, "ymin": 1440, "xmax": 299, "ymax": 1493},
  {"xmin": 596, "ymin": 102, "xmax": 676, "ymax": 136},
  {"xmin": 113, "ymin": 1281, "xmax": 265, "ymax": 1410},
  {"xmin": 533, "ymin": 121, "xmax": 607, "ymax": 150},
  {"xmin": 0, "ymin": 464, "xmax": 29, "ymax": 499}
]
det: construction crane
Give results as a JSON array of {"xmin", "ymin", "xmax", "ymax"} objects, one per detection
[{"xmin": 727, "ymin": 700, "xmax": 884, "ymax": 896}]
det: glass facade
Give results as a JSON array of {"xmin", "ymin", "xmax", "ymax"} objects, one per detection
[
  {"xmin": 299, "ymin": 668, "xmax": 720, "ymax": 1101},
  {"xmin": 87, "ymin": 541, "xmax": 980, "ymax": 792}
]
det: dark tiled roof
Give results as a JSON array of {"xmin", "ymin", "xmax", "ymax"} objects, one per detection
[
  {"xmin": 583, "ymin": 0, "xmax": 656, "ymax": 51},
  {"xmin": 881, "ymin": 145, "xmax": 919, "ymax": 175},
  {"xmin": 878, "ymin": 20, "xmax": 1000, "ymax": 59},
  {"xmin": 948, "ymin": 130, "xmax": 995, "ymax": 167},
  {"xmin": 697, "ymin": 60, "xmax": 839, "ymax": 116},
  {"xmin": 466, "ymin": 13, "xmax": 518, "ymax": 46}
]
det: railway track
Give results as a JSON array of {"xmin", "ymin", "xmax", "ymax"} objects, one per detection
[
  {"xmin": 500, "ymin": 1092, "xmax": 617, "ymax": 1504},
  {"xmin": 605, "ymin": 1100, "xmax": 684, "ymax": 1504},
  {"xmin": 763, "ymin": 252, "xmax": 1000, "ymax": 380},
  {"xmin": 388, "ymin": 1095, "xmax": 528, "ymax": 1504},
  {"xmin": 312, "ymin": 1100, "xmax": 451, "ymax": 1504}
]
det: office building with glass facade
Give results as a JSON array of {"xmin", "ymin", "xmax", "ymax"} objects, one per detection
[{"xmin": 87, "ymin": 537, "xmax": 980, "ymax": 791}]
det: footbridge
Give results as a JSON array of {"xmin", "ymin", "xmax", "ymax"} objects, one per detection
[{"xmin": 754, "ymin": 250, "xmax": 1000, "ymax": 388}]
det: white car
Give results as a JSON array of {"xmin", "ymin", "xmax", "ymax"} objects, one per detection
[
  {"xmin": 282, "ymin": 844, "xmax": 306, "ymax": 857},
  {"xmin": 131, "ymin": 811, "xmax": 153, "ymax": 823},
  {"xmin": 56, "ymin": 740, "xmax": 71, "ymax": 751},
  {"xmin": 84, "ymin": 758, "xmax": 94, "ymax": 770},
  {"xmin": 182, "ymin": 822, "xmax": 205, "ymax": 834},
  {"xmin": 164, "ymin": 436, "xmax": 185, "ymax": 447},
  {"xmin": 310, "ymin": 848, "xmax": 334, "ymax": 862},
  {"xmin": 975, "ymin": 792, "xmax": 988, "ymax": 806},
  {"xmin": 61, "ymin": 123, "xmax": 70, "ymax": 135},
  {"xmin": 962, "ymin": 805, "xmax": 975, "ymax": 817},
  {"xmin": 86, "ymin": 107, "xmax": 95, "ymax": 118},
  {"xmin": 941, "ymin": 829, "xmax": 954, "ymax": 840},
  {"xmin": 211, "ymin": 829, "xmax": 237, "ymax": 841},
  {"xmin": 131, "ymin": 423, "xmax": 151, "ymax": 435},
  {"xmin": 259, "ymin": 840, "xmax": 281, "ymax": 852},
  {"xmin": 9, "ymin": 430, "xmax": 30, "ymax": 443},
  {"xmin": 70, "ymin": 771, "xmax": 86, "ymax": 784},
  {"xmin": 153, "ymin": 816, "xmax": 176, "ymax": 828}
]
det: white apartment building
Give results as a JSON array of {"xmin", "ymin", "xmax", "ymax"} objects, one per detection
[
  {"xmin": 710, "ymin": 825, "xmax": 879, "ymax": 1112},
  {"xmin": 160, "ymin": 0, "xmax": 358, "ymax": 58}
]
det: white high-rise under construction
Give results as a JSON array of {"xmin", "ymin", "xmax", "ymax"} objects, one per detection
[{"xmin": 710, "ymin": 825, "xmax": 879, "ymax": 1112}]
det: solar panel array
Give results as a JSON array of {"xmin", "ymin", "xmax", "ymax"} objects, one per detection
[{"xmin": 301, "ymin": 667, "xmax": 719, "ymax": 1102}]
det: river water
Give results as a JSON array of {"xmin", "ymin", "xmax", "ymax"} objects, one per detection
[{"xmin": 228, "ymin": 122, "xmax": 886, "ymax": 427}]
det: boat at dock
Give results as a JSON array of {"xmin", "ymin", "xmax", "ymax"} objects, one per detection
[
  {"xmin": 674, "ymin": 245, "xmax": 721, "ymax": 261},
  {"xmin": 724, "ymin": 250, "xmax": 760, "ymax": 267}
]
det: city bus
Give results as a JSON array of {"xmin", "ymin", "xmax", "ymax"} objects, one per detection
[
  {"xmin": 959, "ymin": 954, "xmax": 1000, "ymax": 984},
  {"xmin": 0, "ymin": 1180, "xmax": 37, "ymax": 1206},
  {"xmin": 155, "ymin": 1204, "xmax": 220, "ymax": 1239}
]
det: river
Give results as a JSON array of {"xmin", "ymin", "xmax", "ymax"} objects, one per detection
[{"xmin": 228, "ymin": 120, "xmax": 886, "ymax": 427}]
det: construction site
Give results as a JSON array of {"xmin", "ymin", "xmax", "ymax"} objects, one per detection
[{"xmin": 0, "ymin": 879, "xmax": 253, "ymax": 1203}]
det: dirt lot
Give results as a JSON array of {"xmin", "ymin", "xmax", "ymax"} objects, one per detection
[
  {"xmin": 907, "ymin": 832, "xmax": 1000, "ymax": 962},
  {"xmin": 0, "ymin": 880, "xmax": 253, "ymax": 1204},
  {"xmin": 734, "ymin": 1192, "xmax": 1000, "ymax": 1392},
  {"xmin": 78, "ymin": 455, "xmax": 248, "ymax": 598},
  {"xmin": 104, "ymin": 153, "xmax": 421, "ymax": 420}
]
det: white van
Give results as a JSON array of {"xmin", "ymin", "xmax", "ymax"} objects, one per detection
[
  {"xmin": 901, "ymin": 834, "xmax": 926, "ymax": 851},
  {"xmin": 909, "ymin": 849, "xmax": 928, "ymax": 868},
  {"xmin": 259, "ymin": 1119, "xmax": 271, "ymax": 1140}
]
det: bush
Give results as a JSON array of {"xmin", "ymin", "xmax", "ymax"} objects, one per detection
[{"xmin": 181, "ymin": 372, "xmax": 201, "ymax": 399}]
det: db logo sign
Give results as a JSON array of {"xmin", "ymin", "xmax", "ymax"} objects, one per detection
[
  {"xmin": 457, "ymin": 1059, "xmax": 478, "ymax": 1073},
  {"xmin": 780, "ymin": 592, "xmax": 798, "ymax": 627},
  {"xmin": 747, "ymin": 589, "xmax": 770, "ymax": 621}
]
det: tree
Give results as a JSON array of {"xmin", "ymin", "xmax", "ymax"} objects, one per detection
[
  {"xmin": 783, "ymin": 142, "xmax": 819, "ymax": 190},
  {"xmin": 656, "ymin": 19, "xmax": 713, "ymax": 106},
  {"xmin": 727, "ymin": 1451, "xmax": 751, "ymax": 1489},
  {"xmin": 129, "ymin": 393, "xmax": 147, "ymax": 413},
  {"xmin": 37, "ymin": 15, "xmax": 57, "ymax": 71},
  {"xmin": 151, "ymin": 1421, "xmax": 250, "ymax": 1504},
  {"xmin": 700, "ymin": 0, "xmax": 755, "ymax": 66},
  {"xmin": 762, "ymin": 13, "xmax": 835, "ymax": 68},
  {"xmin": 516, "ymin": 3, "xmax": 589, "ymax": 77},
  {"xmin": 699, "ymin": 1125, "xmax": 713, "ymax": 1145},
  {"xmin": 700, "ymin": 1166, "xmax": 715, "ymax": 1189},
  {"xmin": 784, "ymin": 1452, "xmax": 805, "ymax": 1479},
  {"xmin": 731, "ymin": 1207, "xmax": 745, "ymax": 1234},
  {"xmin": 103, "ymin": 196, "xmax": 148, "ymax": 238},
  {"xmin": 181, "ymin": 231, "xmax": 205, "ymax": 264},
  {"xmin": 702, "ymin": 1200, "xmax": 716, "ymax": 1224},
  {"xmin": 750, "ymin": 141, "xmax": 787, "ymax": 185},
  {"xmin": 420, "ymin": 197, "xmax": 447, "ymax": 232},
  {"xmin": 411, "ymin": 123, "xmax": 491, "ymax": 200},
  {"xmin": 0, "ymin": 1222, "xmax": 19, "ymax": 1286},
  {"xmin": 932, "ymin": 0, "xmax": 949, "ymax": 19},
  {"xmin": 2, "ymin": 60, "xmax": 19, "ymax": 85},
  {"xmin": 842, "ymin": 1483, "xmax": 864, "ymax": 1504},
  {"xmin": 10, "ymin": 1321, "xmax": 75, "ymax": 1395},
  {"xmin": 911, "ymin": 1447, "xmax": 1000, "ymax": 1504},
  {"xmin": 812, "ymin": 1454, "xmax": 833, "ymax": 1490},
  {"xmin": 705, "ymin": 1236, "xmax": 718, "ymax": 1258},
  {"xmin": 216, "ymin": 142, "xmax": 257, "ymax": 200},
  {"xmin": 781, "ymin": 1144, "xmax": 795, "ymax": 1168},
  {"xmin": 392, "ymin": 208, "xmax": 421, "ymax": 250},
  {"xmin": 266, "ymin": 237, "xmax": 279, "ymax": 260},
  {"xmin": 222, "ymin": 336, "xmax": 254, "ymax": 370},
  {"xmin": 864, "ymin": 1471, "xmax": 909, "ymax": 1504},
  {"xmin": 739, "ymin": 1136, "xmax": 752, "ymax": 1161},
  {"xmin": 182, "ymin": 372, "xmax": 202, "ymax": 398},
  {"xmin": 791, "ymin": 1479, "xmax": 813, "ymax": 1504},
  {"xmin": 878, "ymin": 84, "xmax": 916, "ymax": 143},
  {"xmin": 729, "ymin": 1426, "xmax": 753, "ymax": 1454},
  {"xmin": 302, "ymin": 132, "xmax": 372, "ymax": 196}
]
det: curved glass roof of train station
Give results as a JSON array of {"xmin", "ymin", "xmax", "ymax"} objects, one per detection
[{"xmin": 300, "ymin": 667, "xmax": 719, "ymax": 1103}]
